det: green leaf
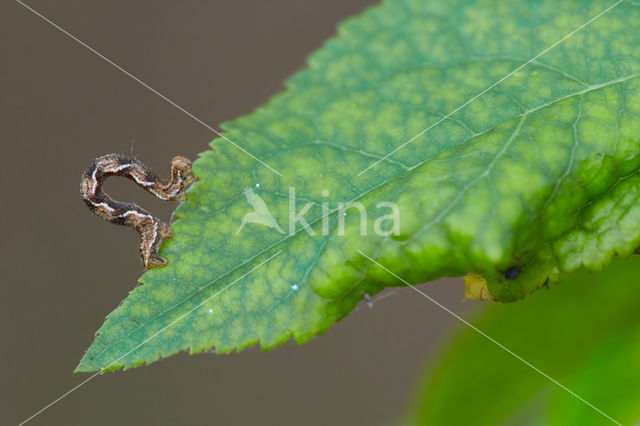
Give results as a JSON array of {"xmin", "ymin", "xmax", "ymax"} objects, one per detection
[
  {"xmin": 405, "ymin": 255, "xmax": 640, "ymax": 426},
  {"xmin": 547, "ymin": 333, "xmax": 640, "ymax": 425},
  {"xmin": 77, "ymin": 0, "xmax": 640, "ymax": 371}
]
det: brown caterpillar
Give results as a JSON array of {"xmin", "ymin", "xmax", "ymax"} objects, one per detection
[{"xmin": 81, "ymin": 154, "xmax": 195, "ymax": 269}]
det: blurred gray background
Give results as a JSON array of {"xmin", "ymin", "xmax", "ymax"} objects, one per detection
[{"xmin": 2, "ymin": 1, "xmax": 477, "ymax": 424}]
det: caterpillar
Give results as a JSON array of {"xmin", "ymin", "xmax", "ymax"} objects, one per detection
[{"xmin": 81, "ymin": 154, "xmax": 195, "ymax": 269}]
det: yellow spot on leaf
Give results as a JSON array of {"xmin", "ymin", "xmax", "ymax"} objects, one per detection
[{"xmin": 464, "ymin": 274, "xmax": 496, "ymax": 301}]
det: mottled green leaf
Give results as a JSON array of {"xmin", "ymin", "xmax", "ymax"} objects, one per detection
[
  {"xmin": 77, "ymin": 0, "xmax": 640, "ymax": 371},
  {"xmin": 405, "ymin": 255, "xmax": 640, "ymax": 426}
]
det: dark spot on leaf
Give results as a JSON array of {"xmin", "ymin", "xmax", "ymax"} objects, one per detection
[{"xmin": 503, "ymin": 265, "xmax": 521, "ymax": 280}]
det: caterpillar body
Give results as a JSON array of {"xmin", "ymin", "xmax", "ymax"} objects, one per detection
[{"xmin": 81, "ymin": 154, "xmax": 195, "ymax": 269}]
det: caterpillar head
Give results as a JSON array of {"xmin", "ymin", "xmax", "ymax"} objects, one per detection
[{"xmin": 170, "ymin": 156, "xmax": 196, "ymax": 198}]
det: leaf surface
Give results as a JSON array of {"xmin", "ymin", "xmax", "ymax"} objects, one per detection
[{"xmin": 77, "ymin": 0, "xmax": 640, "ymax": 371}]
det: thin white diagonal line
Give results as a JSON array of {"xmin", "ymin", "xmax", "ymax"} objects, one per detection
[
  {"xmin": 17, "ymin": 250, "xmax": 283, "ymax": 426},
  {"xmin": 16, "ymin": 0, "xmax": 283, "ymax": 177},
  {"xmin": 356, "ymin": 250, "xmax": 622, "ymax": 426},
  {"xmin": 356, "ymin": 0, "xmax": 625, "ymax": 176}
]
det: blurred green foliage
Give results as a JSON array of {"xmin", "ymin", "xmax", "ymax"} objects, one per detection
[{"xmin": 406, "ymin": 256, "xmax": 640, "ymax": 425}]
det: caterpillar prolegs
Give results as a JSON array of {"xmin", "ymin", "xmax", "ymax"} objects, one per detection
[{"xmin": 81, "ymin": 154, "xmax": 195, "ymax": 269}]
